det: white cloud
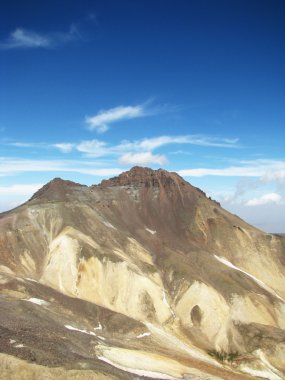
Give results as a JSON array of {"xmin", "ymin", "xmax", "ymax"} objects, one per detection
[
  {"xmin": 85, "ymin": 104, "xmax": 145, "ymax": 133},
  {"xmin": 179, "ymin": 167, "xmax": 261, "ymax": 177},
  {"xmin": 119, "ymin": 152, "xmax": 167, "ymax": 166},
  {"xmin": 115, "ymin": 134, "xmax": 237, "ymax": 165},
  {"xmin": 246, "ymin": 193, "xmax": 283, "ymax": 206},
  {"xmin": 3, "ymin": 134, "xmax": 239, "ymax": 159},
  {"xmin": 122, "ymin": 135, "xmax": 239, "ymax": 152},
  {"xmin": 0, "ymin": 183, "xmax": 43, "ymax": 196},
  {"xmin": 6, "ymin": 29, "xmax": 50, "ymax": 48},
  {"xmin": 52, "ymin": 143, "xmax": 74, "ymax": 153},
  {"xmin": 67, "ymin": 134, "xmax": 238, "ymax": 159},
  {"xmin": 0, "ymin": 183, "xmax": 44, "ymax": 212},
  {"xmin": 76, "ymin": 140, "xmax": 108, "ymax": 156},
  {"xmin": 0, "ymin": 25, "xmax": 79, "ymax": 50},
  {"xmin": 262, "ymin": 170, "xmax": 285, "ymax": 190},
  {"xmin": 122, "ymin": 135, "xmax": 239, "ymax": 151},
  {"xmin": 179, "ymin": 160, "xmax": 285, "ymax": 177},
  {"xmin": 9, "ymin": 142, "xmax": 38, "ymax": 148},
  {"xmin": 0, "ymin": 158, "xmax": 121, "ymax": 177}
]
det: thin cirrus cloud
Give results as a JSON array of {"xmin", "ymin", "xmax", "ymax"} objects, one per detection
[
  {"xmin": 0, "ymin": 25, "xmax": 79, "ymax": 49},
  {"xmin": 135, "ymin": 135, "xmax": 239, "ymax": 150},
  {"xmin": 178, "ymin": 159, "xmax": 285, "ymax": 177},
  {"xmin": 85, "ymin": 104, "xmax": 146, "ymax": 133},
  {"xmin": 2, "ymin": 133, "xmax": 239, "ymax": 169},
  {"xmin": 0, "ymin": 157, "xmax": 122, "ymax": 177},
  {"xmin": 0, "ymin": 183, "xmax": 44, "ymax": 196},
  {"xmin": 119, "ymin": 152, "xmax": 167, "ymax": 166},
  {"xmin": 51, "ymin": 134, "xmax": 239, "ymax": 166},
  {"xmin": 53, "ymin": 134, "xmax": 239, "ymax": 158},
  {"xmin": 52, "ymin": 143, "xmax": 75, "ymax": 153}
]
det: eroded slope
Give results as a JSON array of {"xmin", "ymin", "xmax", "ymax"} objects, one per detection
[{"xmin": 0, "ymin": 166, "xmax": 285, "ymax": 379}]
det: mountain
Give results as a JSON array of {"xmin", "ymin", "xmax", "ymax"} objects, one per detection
[{"xmin": 0, "ymin": 166, "xmax": 285, "ymax": 380}]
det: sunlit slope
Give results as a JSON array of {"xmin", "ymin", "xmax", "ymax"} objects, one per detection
[{"xmin": 0, "ymin": 167, "xmax": 285, "ymax": 379}]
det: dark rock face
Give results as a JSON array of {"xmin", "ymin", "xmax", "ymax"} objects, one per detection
[
  {"xmin": 30, "ymin": 178, "xmax": 85, "ymax": 202},
  {"xmin": 99, "ymin": 166, "xmax": 185, "ymax": 188},
  {"xmin": 0, "ymin": 166, "xmax": 285, "ymax": 380}
]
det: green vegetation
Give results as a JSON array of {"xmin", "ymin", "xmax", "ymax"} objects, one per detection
[{"xmin": 208, "ymin": 350, "xmax": 239, "ymax": 363}]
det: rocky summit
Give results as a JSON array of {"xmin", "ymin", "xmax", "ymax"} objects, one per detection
[{"xmin": 0, "ymin": 166, "xmax": 285, "ymax": 380}]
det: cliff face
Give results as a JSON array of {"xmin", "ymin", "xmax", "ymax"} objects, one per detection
[{"xmin": 0, "ymin": 166, "xmax": 285, "ymax": 380}]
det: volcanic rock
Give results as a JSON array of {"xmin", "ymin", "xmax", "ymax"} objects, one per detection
[{"xmin": 0, "ymin": 167, "xmax": 285, "ymax": 380}]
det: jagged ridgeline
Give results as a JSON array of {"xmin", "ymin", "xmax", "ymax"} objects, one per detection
[{"xmin": 0, "ymin": 167, "xmax": 285, "ymax": 380}]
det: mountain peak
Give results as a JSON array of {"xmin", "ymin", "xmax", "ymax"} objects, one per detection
[
  {"xmin": 29, "ymin": 177, "xmax": 85, "ymax": 201},
  {"xmin": 99, "ymin": 166, "xmax": 187, "ymax": 188}
]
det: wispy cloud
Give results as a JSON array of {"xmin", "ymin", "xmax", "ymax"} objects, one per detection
[
  {"xmin": 52, "ymin": 143, "xmax": 74, "ymax": 153},
  {"xmin": 5, "ymin": 141, "xmax": 74, "ymax": 152},
  {"xmin": 246, "ymin": 193, "xmax": 283, "ymax": 206},
  {"xmin": 76, "ymin": 139, "xmax": 107, "ymax": 155},
  {"xmin": 0, "ymin": 25, "xmax": 80, "ymax": 50},
  {"xmin": 133, "ymin": 135, "xmax": 239, "ymax": 150},
  {"xmin": 53, "ymin": 134, "xmax": 238, "ymax": 157},
  {"xmin": 119, "ymin": 152, "xmax": 167, "ymax": 166},
  {"xmin": 179, "ymin": 159, "xmax": 285, "ymax": 177},
  {"xmin": 51, "ymin": 134, "xmax": 239, "ymax": 166},
  {"xmin": 262, "ymin": 170, "xmax": 285, "ymax": 189},
  {"xmin": 179, "ymin": 167, "xmax": 261, "ymax": 177},
  {"xmin": 8, "ymin": 142, "xmax": 38, "ymax": 148},
  {"xmin": 0, "ymin": 183, "xmax": 43, "ymax": 196},
  {"xmin": 0, "ymin": 157, "xmax": 121, "ymax": 177},
  {"xmin": 0, "ymin": 183, "xmax": 45, "ymax": 212},
  {"xmin": 85, "ymin": 104, "xmax": 145, "ymax": 133}
]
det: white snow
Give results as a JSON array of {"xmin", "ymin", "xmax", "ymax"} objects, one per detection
[
  {"xmin": 25, "ymin": 297, "xmax": 49, "ymax": 306},
  {"xmin": 255, "ymin": 350, "xmax": 284, "ymax": 379},
  {"xmin": 103, "ymin": 221, "xmax": 117, "ymax": 230},
  {"xmin": 9, "ymin": 339, "xmax": 16, "ymax": 344},
  {"xmin": 15, "ymin": 344, "xmax": 25, "ymax": 348},
  {"xmin": 94, "ymin": 322, "xmax": 102, "ymax": 330},
  {"xmin": 24, "ymin": 277, "xmax": 38, "ymax": 283},
  {"xmin": 214, "ymin": 255, "xmax": 284, "ymax": 302},
  {"xmin": 64, "ymin": 324, "xmax": 96, "ymax": 336},
  {"xmin": 136, "ymin": 332, "xmax": 151, "ymax": 339},
  {"xmin": 97, "ymin": 336, "xmax": 106, "ymax": 341},
  {"xmin": 162, "ymin": 290, "xmax": 176, "ymax": 318},
  {"xmin": 97, "ymin": 356, "xmax": 179, "ymax": 380},
  {"xmin": 239, "ymin": 365, "xmax": 282, "ymax": 380},
  {"xmin": 145, "ymin": 228, "xmax": 156, "ymax": 235},
  {"xmin": 145, "ymin": 323, "xmax": 221, "ymax": 367}
]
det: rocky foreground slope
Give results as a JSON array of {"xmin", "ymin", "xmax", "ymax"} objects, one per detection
[{"xmin": 0, "ymin": 166, "xmax": 285, "ymax": 380}]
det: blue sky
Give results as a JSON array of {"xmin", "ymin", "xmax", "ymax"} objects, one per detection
[{"xmin": 1, "ymin": 0, "xmax": 285, "ymax": 232}]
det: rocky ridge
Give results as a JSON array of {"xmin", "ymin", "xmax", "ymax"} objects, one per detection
[{"xmin": 0, "ymin": 167, "xmax": 285, "ymax": 380}]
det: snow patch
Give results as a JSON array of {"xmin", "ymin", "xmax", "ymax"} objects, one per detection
[
  {"xmin": 239, "ymin": 365, "xmax": 282, "ymax": 380},
  {"xmin": 97, "ymin": 356, "xmax": 179, "ymax": 380},
  {"xmin": 97, "ymin": 336, "xmax": 106, "ymax": 341},
  {"xmin": 25, "ymin": 298, "xmax": 49, "ymax": 306},
  {"xmin": 255, "ymin": 350, "xmax": 284, "ymax": 379},
  {"xmin": 162, "ymin": 290, "xmax": 176, "ymax": 318},
  {"xmin": 145, "ymin": 228, "xmax": 156, "ymax": 235},
  {"xmin": 145, "ymin": 323, "xmax": 221, "ymax": 367},
  {"xmin": 103, "ymin": 221, "xmax": 116, "ymax": 230},
  {"xmin": 9, "ymin": 339, "xmax": 16, "ymax": 344},
  {"xmin": 15, "ymin": 344, "xmax": 25, "ymax": 348},
  {"xmin": 214, "ymin": 255, "xmax": 284, "ymax": 302},
  {"xmin": 94, "ymin": 322, "xmax": 102, "ymax": 330},
  {"xmin": 64, "ymin": 324, "xmax": 96, "ymax": 336},
  {"xmin": 136, "ymin": 332, "xmax": 151, "ymax": 339},
  {"xmin": 24, "ymin": 277, "xmax": 37, "ymax": 283}
]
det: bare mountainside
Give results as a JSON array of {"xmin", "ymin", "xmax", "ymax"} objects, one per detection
[{"xmin": 0, "ymin": 166, "xmax": 285, "ymax": 380}]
